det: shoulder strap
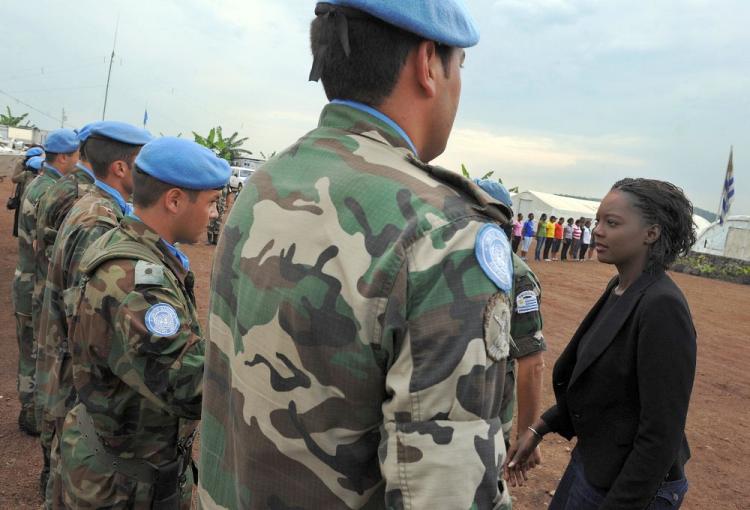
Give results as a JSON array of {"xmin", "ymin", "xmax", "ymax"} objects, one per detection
[{"xmin": 79, "ymin": 234, "xmax": 163, "ymax": 277}]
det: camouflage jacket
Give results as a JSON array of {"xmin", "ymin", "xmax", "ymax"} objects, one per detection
[
  {"xmin": 199, "ymin": 103, "xmax": 515, "ymax": 510},
  {"xmin": 36, "ymin": 186, "xmax": 124, "ymax": 423},
  {"xmin": 509, "ymin": 254, "xmax": 545, "ymax": 362},
  {"xmin": 32, "ymin": 163, "xmax": 96, "ymax": 336},
  {"xmin": 67, "ymin": 216, "xmax": 204, "ymax": 461},
  {"xmin": 13, "ymin": 169, "xmax": 61, "ymax": 315}
]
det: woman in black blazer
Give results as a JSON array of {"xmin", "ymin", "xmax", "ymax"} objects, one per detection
[{"xmin": 506, "ymin": 178, "xmax": 697, "ymax": 509}]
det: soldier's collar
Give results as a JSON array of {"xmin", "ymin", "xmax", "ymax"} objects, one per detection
[
  {"xmin": 120, "ymin": 215, "xmax": 190, "ymax": 281},
  {"xmin": 75, "ymin": 162, "xmax": 95, "ymax": 182},
  {"xmin": 43, "ymin": 163, "xmax": 62, "ymax": 179},
  {"xmin": 320, "ymin": 101, "xmax": 417, "ymax": 157}
]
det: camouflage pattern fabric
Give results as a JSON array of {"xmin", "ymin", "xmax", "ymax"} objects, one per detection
[
  {"xmin": 60, "ymin": 216, "xmax": 203, "ymax": 509},
  {"xmin": 207, "ymin": 185, "xmax": 228, "ymax": 245},
  {"xmin": 498, "ymin": 255, "xmax": 545, "ymax": 510},
  {"xmin": 37, "ymin": 186, "xmax": 124, "ymax": 508},
  {"xmin": 198, "ymin": 103, "xmax": 514, "ymax": 510},
  {"xmin": 12, "ymin": 170, "xmax": 61, "ymax": 431}
]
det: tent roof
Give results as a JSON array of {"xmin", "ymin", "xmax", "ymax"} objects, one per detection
[{"xmin": 516, "ymin": 190, "xmax": 600, "ymax": 216}]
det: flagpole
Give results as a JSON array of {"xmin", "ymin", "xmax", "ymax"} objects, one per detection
[
  {"xmin": 102, "ymin": 16, "xmax": 120, "ymax": 120},
  {"xmin": 717, "ymin": 146, "xmax": 733, "ymax": 225}
]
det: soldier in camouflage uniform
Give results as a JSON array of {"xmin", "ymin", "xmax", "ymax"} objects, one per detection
[
  {"xmin": 9, "ymin": 147, "xmax": 44, "ymax": 237},
  {"xmin": 198, "ymin": 3, "xmax": 516, "ymax": 509},
  {"xmin": 59, "ymin": 137, "xmax": 229, "ymax": 509},
  {"xmin": 207, "ymin": 184, "xmax": 229, "ymax": 245},
  {"xmin": 473, "ymin": 179, "xmax": 546, "ymax": 509},
  {"xmin": 36, "ymin": 121, "xmax": 152, "ymax": 508},
  {"xmin": 33, "ymin": 125, "xmax": 97, "ymax": 497},
  {"xmin": 12, "ymin": 129, "xmax": 79, "ymax": 440}
]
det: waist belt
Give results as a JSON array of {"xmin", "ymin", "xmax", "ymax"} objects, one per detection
[{"xmin": 76, "ymin": 405, "xmax": 197, "ymax": 507}]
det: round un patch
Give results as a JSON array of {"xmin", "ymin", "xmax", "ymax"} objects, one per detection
[
  {"xmin": 475, "ymin": 224, "xmax": 513, "ymax": 293},
  {"xmin": 144, "ymin": 303, "xmax": 181, "ymax": 337}
]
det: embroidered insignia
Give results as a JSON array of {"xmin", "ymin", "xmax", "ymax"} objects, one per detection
[
  {"xmin": 144, "ymin": 303, "xmax": 180, "ymax": 337},
  {"xmin": 484, "ymin": 292, "xmax": 512, "ymax": 362},
  {"xmin": 475, "ymin": 224, "xmax": 513, "ymax": 292},
  {"xmin": 516, "ymin": 290, "xmax": 539, "ymax": 314}
]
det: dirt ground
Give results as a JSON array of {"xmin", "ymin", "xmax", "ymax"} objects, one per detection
[{"xmin": 0, "ymin": 176, "xmax": 747, "ymax": 509}]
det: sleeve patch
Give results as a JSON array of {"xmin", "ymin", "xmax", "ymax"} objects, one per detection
[
  {"xmin": 145, "ymin": 303, "xmax": 181, "ymax": 337},
  {"xmin": 516, "ymin": 290, "xmax": 539, "ymax": 314},
  {"xmin": 475, "ymin": 224, "xmax": 513, "ymax": 293},
  {"xmin": 135, "ymin": 260, "xmax": 165, "ymax": 286}
]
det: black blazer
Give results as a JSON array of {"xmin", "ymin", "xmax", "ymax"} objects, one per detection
[{"xmin": 542, "ymin": 270, "xmax": 696, "ymax": 510}]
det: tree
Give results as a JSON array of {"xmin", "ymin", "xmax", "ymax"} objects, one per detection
[
  {"xmin": 193, "ymin": 126, "xmax": 252, "ymax": 162},
  {"xmin": 0, "ymin": 106, "xmax": 34, "ymax": 127}
]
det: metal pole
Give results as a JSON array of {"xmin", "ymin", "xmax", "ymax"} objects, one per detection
[{"xmin": 102, "ymin": 17, "xmax": 120, "ymax": 120}]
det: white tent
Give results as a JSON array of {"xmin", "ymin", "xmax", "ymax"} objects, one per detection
[
  {"xmin": 692, "ymin": 215, "xmax": 711, "ymax": 237},
  {"xmin": 692, "ymin": 215, "xmax": 750, "ymax": 261},
  {"xmin": 510, "ymin": 190, "xmax": 599, "ymax": 221}
]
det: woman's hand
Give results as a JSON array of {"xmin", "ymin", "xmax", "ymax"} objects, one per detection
[{"xmin": 503, "ymin": 423, "xmax": 546, "ymax": 487}]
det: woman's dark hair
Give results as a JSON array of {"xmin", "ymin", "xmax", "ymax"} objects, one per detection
[
  {"xmin": 611, "ymin": 178, "xmax": 696, "ymax": 271},
  {"xmin": 310, "ymin": 7, "xmax": 453, "ymax": 106}
]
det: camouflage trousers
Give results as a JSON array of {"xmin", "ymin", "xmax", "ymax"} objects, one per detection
[
  {"xmin": 45, "ymin": 417, "xmax": 66, "ymax": 510},
  {"xmin": 60, "ymin": 404, "xmax": 195, "ymax": 509},
  {"xmin": 14, "ymin": 313, "xmax": 38, "ymax": 428},
  {"xmin": 207, "ymin": 218, "xmax": 222, "ymax": 245},
  {"xmin": 498, "ymin": 362, "xmax": 518, "ymax": 510}
]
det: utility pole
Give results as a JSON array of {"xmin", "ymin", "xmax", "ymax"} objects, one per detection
[
  {"xmin": 102, "ymin": 17, "xmax": 120, "ymax": 120},
  {"xmin": 60, "ymin": 108, "xmax": 67, "ymax": 128}
]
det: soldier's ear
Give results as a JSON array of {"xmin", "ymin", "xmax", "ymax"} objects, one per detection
[{"xmin": 163, "ymin": 188, "xmax": 183, "ymax": 214}]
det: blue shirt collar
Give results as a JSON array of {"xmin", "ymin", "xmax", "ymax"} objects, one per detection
[
  {"xmin": 76, "ymin": 162, "xmax": 95, "ymax": 181},
  {"xmin": 127, "ymin": 213, "xmax": 190, "ymax": 271},
  {"xmin": 43, "ymin": 163, "xmax": 62, "ymax": 178},
  {"xmin": 95, "ymin": 180, "xmax": 132, "ymax": 216},
  {"xmin": 330, "ymin": 99, "xmax": 418, "ymax": 157}
]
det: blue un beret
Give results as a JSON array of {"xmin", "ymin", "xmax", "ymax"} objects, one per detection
[
  {"xmin": 90, "ymin": 121, "xmax": 153, "ymax": 145},
  {"xmin": 135, "ymin": 137, "xmax": 231, "ymax": 190},
  {"xmin": 44, "ymin": 128, "xmax": 80, "ymax": 154},
  {"xmin": 324, "ymin": 0, "xmax": 480, "ymax": 48},
  {"xmin": 26, "ymin": 155, "xmax": 44, "ymax": 170},
  {"xmin": 25, "ymin": 147, "xmax": 44, "ymax": 157},
  {"xmin": 76, "ymin": 121, "xmax": 103, "ymax": 143},
  {"xmin": 474, "ymin": 178, "xmax": 513, "ymax": 208}
]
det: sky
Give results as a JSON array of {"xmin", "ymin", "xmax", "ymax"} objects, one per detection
[{"xmin": 1, "ymin": 0, "xmax": 748, "ymax": 216}]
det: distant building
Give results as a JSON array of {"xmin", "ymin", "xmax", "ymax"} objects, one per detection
[
  {"xmin": 232, "ymin": 157, "xmax": 265, "ymax": 170},
  {"xmin": 510, "ymin": 190, "xmax": 600, "ymax": 220},
  {"xmin": 692, "ymin": 216, "xmax": 750, "ymax": 262},
  {"xmin": 0, "ymin": 125, "xmax": 49, "ymax": 148}
]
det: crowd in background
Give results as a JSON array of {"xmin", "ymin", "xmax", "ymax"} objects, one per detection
[{"xmin": 511, "ymin": 212, "xmax": 596, "ymax": 262}]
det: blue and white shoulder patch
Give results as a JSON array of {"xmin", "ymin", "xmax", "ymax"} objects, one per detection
[
  {"xmin": 516, "ymin": 290, "xmax": 540, "ymax": 314},
  {"xmin": 144, "ymin": 303, "xmax": 181, "ymax": 337},
  {"xmin": 475, "ymin": 224, "xmax": 513, "ymax": 293}
]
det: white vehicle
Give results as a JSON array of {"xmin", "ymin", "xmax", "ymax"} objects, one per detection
[{"xmin": 229, "ymin": 166, "xmax": 254, "ymax": 192}]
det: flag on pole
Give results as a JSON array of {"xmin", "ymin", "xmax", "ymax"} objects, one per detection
[
  {"xmin": 143, "ymin": 109, "xmax": 148, "ymax": 128},
  {"xmin": 718, "ymin": 147, "xmax": 734, "ymax": 225}
]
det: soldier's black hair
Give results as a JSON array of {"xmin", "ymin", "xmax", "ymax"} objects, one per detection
[
  {"xmin": 611, "ymin": 178, "xmax": 696, "ymax": 271},
  {"xmin": 45, "ymin": 152, "xmax": 74, "ymax": 164},
  {"xmin": 310, "ymin": 9, "xmax": 454, "ymax": 106},
  {"xmin": 84, "ymin": 137, "xmax": 141, "ymax": 180},
  {"xmin": 132, "ymin": 166, "xmax": 200, "ymax": 208}
]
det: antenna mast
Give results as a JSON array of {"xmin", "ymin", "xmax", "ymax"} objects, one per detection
[{"xmin": 102, "ymin": 17, "xmax": 120, "ymax": 120}]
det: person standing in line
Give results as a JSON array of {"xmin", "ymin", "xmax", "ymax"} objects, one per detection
[
  {"xmin": 512, "ymin": 212, "xmax": 523, "ymax": 253},
  {"xmin": 9, "ymin": 147, "xmax": 44, "ymax": 237},
  {"xmin": 59, "ymin": 137, "xmax": 229, "ymax": 509},
  {"xmin": 198, "ymin": 2, "xmax": 517, "ymax": 508},
  {"xmin": 506, "ymin": 178, "xmax": 697, "ymax": 510},
  {"xmin": 521, "ymin": 212, "xmax": 535, "ymax": 261},
  {"xmin": 36, "ymin": 121, "xmax": 152, "ymax": 508},
  {"xmin": 12, "ymin": 129, "xmax": 79, "ymax": 440},
  {"xmin": 543, "ymin": 215, "xmax": 556, "ymax": 261},
  {"xmin": 588, "ymin": 220, "xmax": 598, "ymax": 260},
  {"xmin": 561, "ymin": 217, "xmax": 573, "ymax": 261},
  {"xmin": 571, "ymin": 219, "xmax": 582, "ymax": 259},
  {"xmin": 534, "ymin": 213, "xmax": 548, "ymax": 261},
  {"xmin": 551, "ymin": 216, "xmax": 564, "ymax": 261},
  {"xmin": 579, "ymin": 219, "xmax": 592, "ymax": 261}
]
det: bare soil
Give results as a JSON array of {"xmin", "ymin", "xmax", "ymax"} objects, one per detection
[{"xmin": 0, "ymin": 178, "xmax": 747, "ymax": 509}]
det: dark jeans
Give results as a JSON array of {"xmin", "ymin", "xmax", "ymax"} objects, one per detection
[
  {"xmin": 551, "ymin": 238, "xmax": 562, "ymax": 255},
  {"xmin": 512, "ymin": 235, "xmax": 521, "ymax": 253},
  {"xmin": 550, "ymin": 449, "xmax": 689, "ymax": 510},
  {"xmin": 543, "ymin": 238, "xmax": 553, "ymax": 259},
  {"xmin": 561, "ymin": 238, "xmax": 572, "ymax": 260},
  {"xmin": 579, "ymin": 242, "xmax": 589, "ymax": 260},
  {"xmin": 534, "ymin": 237, "xmax": 546, "ymax": 260}
]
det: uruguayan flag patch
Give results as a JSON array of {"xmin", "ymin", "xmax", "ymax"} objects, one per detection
[
  {"xmin": 516, "ymin": 290, "xmax": 539, "ymax": 314},
  {"xmin": 475, "ymin": 224, "xmax": 513, "ymax": 292},
  {"xmin": 144, "ymin": 303, "xmax": 180, "ymax": 337}
]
